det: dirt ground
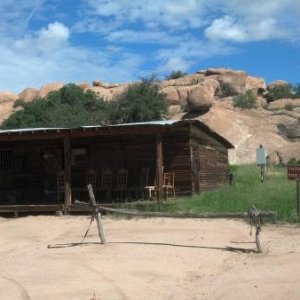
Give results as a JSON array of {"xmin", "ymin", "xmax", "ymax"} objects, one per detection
[{"xmin": 0, "ymin": 215, "xmax": 299, "ymax": 300}]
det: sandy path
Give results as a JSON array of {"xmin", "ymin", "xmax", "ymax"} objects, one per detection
[{"xmin": 0, "ymin": 215, "xmax": 299, "ymax": 300}]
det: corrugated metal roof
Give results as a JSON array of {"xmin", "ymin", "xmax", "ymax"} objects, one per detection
[
  {"xmin": 0, "ymin": 120, "xmax": 178, "ymax": 134},
  {"xmin": 0, "ymin": 127, "xmax": 66, "ymax": 134},
  {"xmin": 81, "ymin": 120, "xmax": 177, "ymax": 129},
  {"xmin": 0, "ymin": 119, "xmax": 234, "ymax": 148}
]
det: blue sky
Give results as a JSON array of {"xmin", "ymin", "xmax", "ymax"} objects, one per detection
[{"xmin": 0, "ymin": 0, "xmax": 300, "ymax": 93}]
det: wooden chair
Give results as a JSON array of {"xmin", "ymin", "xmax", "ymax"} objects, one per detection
[
  {"xmin": 57, "ymin": 170, "xmax": 65, "ymax": 202},
  {"xmin": 128, "ymin": 167, "xmax": 149, "ymax": 200},
  {"xmin": 163, "ymin": 172, "xmax": 175, "ymax": 200},
  {"xmin": 98, "ymin": 169, "xmax": 113, "ymax": 202},
  {"xmin": 113, "ymin": 168, "xmax": 128, "ymax": 202},
  {"xmin": 145, "ymin": 166, "xmax": 164, "ymax": 200}
]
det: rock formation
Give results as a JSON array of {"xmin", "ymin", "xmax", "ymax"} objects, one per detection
[
  {"xmin": 1, "ymin": 67, "xmax": 300, "ymax": 164},
  {"xmin": 0, "ymin": 91, "xmax": 18, "ymax": 124}
]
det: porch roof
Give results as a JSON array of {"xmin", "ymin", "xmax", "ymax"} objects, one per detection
[{"xmin": 0, "ymin": 119, "xmax": 234, "ymax": 149}]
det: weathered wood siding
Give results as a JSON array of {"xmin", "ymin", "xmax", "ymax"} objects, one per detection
[
  {"xmin": 190, "ymin": 126, "xmax": 230, "ymax": 192},
  {"xmin": 162, "ymin": 127, "xmax": 193, "ymax": 195},
  {"xmin": 0, "ymin": 139, "xmax": 63, "ymax": 204},
  {"xmin": 0, "ymin": 123, "xmax": 231, "ymax": 205}
]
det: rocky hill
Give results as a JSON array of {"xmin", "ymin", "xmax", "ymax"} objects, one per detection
[{"xmin": 1, "ymin": 68, "xmax": 299, "ymax": 165}]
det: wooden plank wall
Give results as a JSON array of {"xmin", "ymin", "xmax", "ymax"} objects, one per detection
[
  {"xmin": 0, "ymin": 139, "xmax": 63, "ymax": 204},
  {"xmin": 162, "ymin": 128, "xmax": 193, "ymax": 195},
  {"xmin": 198, "ymin": 145, "xmax": 230, "ymax": 191}
]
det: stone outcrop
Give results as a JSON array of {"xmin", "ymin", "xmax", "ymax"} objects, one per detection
[
  {"xmin": 187, "ymin": 79, "xmax": 220, "ymax": 112},
  {"xmin": 198, "ymin": 68, "xmax": 247, "ymax": 94},
  {"xmin": 200, "ymin": 100, "xmax": 299, "ymax": 164},
  {"xmin": 268, "ymin": 98, "xmax": 300, "ymax": 110},
  {"xmin": 1, "ymin": 67, "xmax": 300, "ymax": 165},
  {"xmin": 18, "ymin": 88, "xmax": 39, "ymax": 103},
  {"xmin": 87, "ymin": 84, "xmax": 128, "ymax": 101},
  {"xmin": 38, "ymin": 82, "xmax": 64, "ymax": 98},
  {"xmin": 0, "ymin": 91, "xmax": 18, "ymax": 123},
  {"xmin": 161, "ymin": 86, "xmax": 180, "ymax": 105},
  {"xmin": 268, "ymin": 142, "xmax": 300, "ymax": 164},
  {"xmin": 246, "ymin": 76, "xmax": 267, "ymax": 94}
]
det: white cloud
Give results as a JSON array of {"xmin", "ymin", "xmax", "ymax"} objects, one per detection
[
  {"xmin": 156, "ymin": 40, "xmax": 235, "ymax": 75},
  {"xmin": 83, "ymin": 0, "xmax": 205, "ymax": 29},
  {"xmin": 205, "ymin": 16, "xmax": 285, "ymax": 42},
  {"xmin": 38, "ymin": 22, "xmax": 70, "ymax": 50},
  {"xmin": 1, "ymin": 0, "xmax": 300, "ymax": 94},
  {"xmin": 13, "ymin": 22, "xmax": 70, "ymax": 54}
]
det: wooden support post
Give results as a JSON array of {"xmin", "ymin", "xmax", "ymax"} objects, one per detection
[
  {"xmin": 87, "ymin": 184, "xmax": 106, "ymax": 244},
  {"xmin": 297, "ymin": 180, "xmax": 300, "ymax": 217},
  {"xmin": 156, "ymin": 133, "xmax": 163, "ymax": 202},
  {"xmin": 255, "ymin": 225, "xmax": 262, "ymax": 253},
  {"xmin": 64, "ymin": 137, "xmax": 72, "ymax": 214}
]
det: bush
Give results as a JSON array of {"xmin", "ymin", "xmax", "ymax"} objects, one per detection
[
  {"xmin": 165, "ymin": 70, "xmax": 187, "ymax": 80},
  {"xmin": 110, "ymin": 76, "xmax": 167, "ymax": 123},
  {"xmin": 285, "ymin": 103, "xmax": 294, "ymax": 111},
  {"xmin": 233, "ymin": 91, "xmax": 257, "ymax": 109},
  {"xmin": 292, "ymin": 83, "xmax": 300, "ymax": 98},
  {"xmin": 1, "ymin": 84, "xmax": 112, "ymax": 129},
  {"xmin": 1, "ymin": 78, "xmax": 169, "ymax": 129},
  {"xmin": 267, "ymin": 85, "xmax": 293, "ymax": 102},
  {"xmin": 287, "ymin": 157, "xmax": 300, "ymax": 166},
  {"xmin": 219, "ymin": 81, "xmax": 237, "ymax": 97}
]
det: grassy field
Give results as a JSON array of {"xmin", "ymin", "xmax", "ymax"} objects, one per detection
[{"xmin": 129, "ymin": 165, "xmax": 299, "ymax": 223}]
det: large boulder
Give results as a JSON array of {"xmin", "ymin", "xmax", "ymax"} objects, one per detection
[
  {"xmin": 0, "ymin": 91, "xmax": 18, "ymax": 124},
  {"xmin": 18, "ymin": 88, "xmax": 39, "ymax": 103},
  {"xmin": 161, "ymin": 74, "xmax": 203, "ymax": 88},
  {"xmin": 199, "ymin": 100, "xmax": 299, "ymax": 164},
  {"xmin": 268, "ymin": 142, "xmax": 300, "ymax": 164},
  {"xmin": 77, "ymin": 82, "xmax": 91, "ymax": 90},
  {"xmin": 187, "ymin": 79, "xmax": 220, "ymax": 112},
  {"xmin": 87, "ymin": 84, "xmax": 128, "ymax": 101},
  {"xmin": 160, "ymin": 86, "xmax": 180, "ymax": 105},
  {"xmin": 38, "ymin": 82, "xmax": 64, "ymax": 98},
  {"xmin": 198, "ymin": 68, "xmax": 247, "ymax": 94},
  {"xmin": 246, "ymin": 76, "xmax": 267, "ymax": 94}
]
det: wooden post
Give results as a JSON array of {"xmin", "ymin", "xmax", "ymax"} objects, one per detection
[
  {"xmin": 297, "ymin": 180, "xmax": 300, "ymax": 217},
  {"xmin": 64, "ymin": 137, "xmax": 72, "ymax": 214},
  {"xmin": 87, "ymin": 184, "xmax": 106, "ymax": 244},
  {"xmin": 255, "ymin": 225, "xmax": 262, "ymax": 253},
  {"xmin": 156, "ymin": 133, "xmax": 163, "ymax": 202}
]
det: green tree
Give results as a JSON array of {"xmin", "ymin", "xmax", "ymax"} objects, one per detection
[
  {"xmin": 1, "ymin": 84, "xmax": 112, "ymax": 129},
  {"xmin": 292, "ymin": 83, "xmax": 300, "ymax": 98},
  {"xmin": 267, "ymin": 84, "xmax": 293, "ymax": 102},
  {"xmin": 165, "ymin": 70, "xmax": 187, "ymax": 80},
  {"xmin": 111, "ymin": 76, "xmax": 167, "ymax": 123}
]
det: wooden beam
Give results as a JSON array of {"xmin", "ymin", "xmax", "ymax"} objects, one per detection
[
  {"xmin": 64, "ymin": 137, "xmax": 72, "ymax": 214},
  {"xmin": 0, "ymin": 205, "xmax": 63, "ymax": 213},
  {"xmin": 156, "ymin": 133, "xmax": 163, "ymax": 202},
  {"xmin": 0, "ymin": 126, "xmax": 166, "ymax": 142}
]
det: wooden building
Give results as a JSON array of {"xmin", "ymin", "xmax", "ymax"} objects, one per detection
[{"xmin": 0, "ymin": 120, "xmax": 233, "ymax": 213}]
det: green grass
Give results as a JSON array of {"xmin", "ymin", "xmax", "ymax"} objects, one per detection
[{"xmin": 128, "ymin": 165, "xmax": 300, "ymax": 223}]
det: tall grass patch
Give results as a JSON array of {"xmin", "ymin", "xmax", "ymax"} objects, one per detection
[{"xmin": 130, "ymin": 165, "xmax": 298, "ymax": 223}]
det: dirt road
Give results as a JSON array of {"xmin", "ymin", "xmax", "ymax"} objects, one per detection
[{"xmin": 0, "ymin": 215, "xmax": 299, "ymax": 299}]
